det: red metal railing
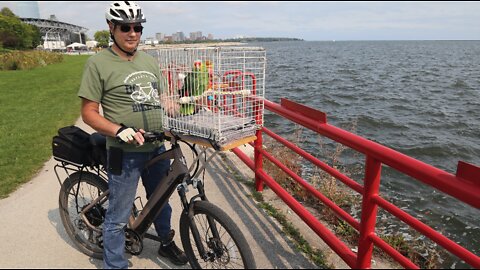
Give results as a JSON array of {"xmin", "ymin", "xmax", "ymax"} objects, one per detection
[{"xmin": 232, "ymin": 98, "xmax": 480, "ymax": 269}]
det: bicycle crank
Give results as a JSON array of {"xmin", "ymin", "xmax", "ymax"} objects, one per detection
[{"xmin": 125, "ymin": 228, "xmax": 143, "ymax": 255}]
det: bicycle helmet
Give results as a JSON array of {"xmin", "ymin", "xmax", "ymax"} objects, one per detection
[{"xmin": 106, "ymin": 1, "xmax": 146, "ymax": 24}]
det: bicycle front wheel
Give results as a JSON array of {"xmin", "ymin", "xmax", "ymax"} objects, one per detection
[{"xmin": 180, "ymin": 201, "xmax": 256, "ymax": 269}]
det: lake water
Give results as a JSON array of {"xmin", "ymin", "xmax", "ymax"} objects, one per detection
[{"xmin": 248, "ymin": 40, "xmax": 479, "ymax": 268}]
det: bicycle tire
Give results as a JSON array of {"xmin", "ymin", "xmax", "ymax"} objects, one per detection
[
  {"xmin": 58, "ymin": 171, "xmax": 108, "ymax": 259},
  {"xmin": 179, "ymin": 201, "xmax": 256, "ymax": 269}
]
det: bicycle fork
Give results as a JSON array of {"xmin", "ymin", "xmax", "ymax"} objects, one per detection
[{"xmin": 177, "ymin": 178, "xmax": 223, "ymax": 262}]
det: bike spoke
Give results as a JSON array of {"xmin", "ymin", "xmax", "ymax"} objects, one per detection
[
  {"xmin": 65, "ymin": 180, "xmax": 107, "ymax": 247},
  {"xmin": 189, "ymin": 213, "xmax": 246, "ymax": 269}
]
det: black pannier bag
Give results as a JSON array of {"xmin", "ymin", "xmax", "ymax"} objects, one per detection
[
  {"xmin": 89, "ymin": 132, "xmax": 107, "ymax": 167},
  {"xmin": 52, "ymin": 126, "xmax": 92, "ymax": 166}
]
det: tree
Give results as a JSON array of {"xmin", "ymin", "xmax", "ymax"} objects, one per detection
[
  {"xmin": 94, "ymin": 30, "xmax": 110, "ymax": 48},
  {"xmin": 0, "ymin": 7, "xmax": 41, "ymax": 49},
  {"xmin": 22, "ymin": 23, "xmax": 41, "ymax": 48},
  {"xmin": 29, "ymin": 25, "xmax": 41, "ymax": 48},
  {"xmin": 0, "ymin": 7, "xmax": 17, "ymax": 17},
  {"xmin": 0, "ymin": 8, "xmax": 22, "ymax": 48}
]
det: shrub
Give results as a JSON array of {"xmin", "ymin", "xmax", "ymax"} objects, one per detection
[
  {"xmin": 262, "ymin": 123, "xmax": 444, "ymax": 268},
  {"xmin": 0, "ymin": 50, "xmax": 63, "ymax": 70}
]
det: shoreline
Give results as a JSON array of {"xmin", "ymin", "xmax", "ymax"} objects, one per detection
[{"xmin": 138, "ymin": 42, "xmax": 246, "ymax": 50}]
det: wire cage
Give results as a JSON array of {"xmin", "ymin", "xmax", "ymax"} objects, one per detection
[{"xmin": 151, "ymin": 46, "xmax": 266, "ymax": 148}]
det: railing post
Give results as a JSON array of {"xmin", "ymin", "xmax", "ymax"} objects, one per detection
[
  {"xmin": 254, "ymin": 129, "xmax": 264, "ymax": 191},
  {"xmin": 357, "ymin": 156, "xmax": 382, "ymax": 268}
]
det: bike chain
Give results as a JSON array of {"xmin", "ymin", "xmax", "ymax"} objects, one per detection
[{"xmin": 125, "ymin": 228, "xmax": 143, "ymax": 255}]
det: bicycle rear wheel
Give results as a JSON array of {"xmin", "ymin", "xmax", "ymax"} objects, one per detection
[
  {"xmin": 180, "ymin": 201, "xmax": 256, "ymax": 269},
  {"xmin": 58, "ymin": 171, "xmax": 108, "ymax": 259}
]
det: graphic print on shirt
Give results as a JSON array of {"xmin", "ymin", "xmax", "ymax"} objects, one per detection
[{"xmin": 124, "ymin": 71, "xmax": 161, "ymax": 112}]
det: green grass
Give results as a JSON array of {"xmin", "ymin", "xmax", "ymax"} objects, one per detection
[
  {"xmin": 0, "ymin": 55, "xmax": 89, "ymax": 198},
  {"xmin": 257, "ymin": 201, "xmax": 330, "ymax": 268}
]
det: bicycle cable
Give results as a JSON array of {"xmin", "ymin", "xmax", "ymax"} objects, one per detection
[{"xmin": 179, "ymin": 139, "xmax": 200, "ymax": 177}]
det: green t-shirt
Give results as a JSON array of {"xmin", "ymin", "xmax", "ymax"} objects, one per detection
[{"xmin": 78, "ymin": 48, "xmax": 166, "ymax": 152}]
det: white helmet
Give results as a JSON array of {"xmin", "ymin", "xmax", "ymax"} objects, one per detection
[{"xmin": 105, "ymin": 1, "xmax": 146, "ymax": 24}]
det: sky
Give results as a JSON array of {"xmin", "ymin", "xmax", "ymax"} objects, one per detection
[{"xmin": 1, "ymin": 1, "xmax": 480, "ymax": 41}]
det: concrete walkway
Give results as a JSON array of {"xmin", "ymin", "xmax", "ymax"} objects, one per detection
[{"xmin": 0, "ymin": 118, "xmax": 317, "ymax": 269}]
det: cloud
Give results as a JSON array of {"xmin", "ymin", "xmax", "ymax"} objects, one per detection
[{"xmin": 1, "ymin": 1, "xmax": 479, "ymax": 40}]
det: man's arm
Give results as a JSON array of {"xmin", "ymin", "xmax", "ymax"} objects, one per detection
[{"xmin": 81, "ymin": 98, "xmax": 145, "ymax": 145}]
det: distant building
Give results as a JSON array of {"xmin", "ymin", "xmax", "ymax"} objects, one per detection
[
  {"xmin": 145, "ymin": 37, "xmax": 154, "ymax": 45},
  {"xmin": 43, "ymin": 40, "xmax": 65, "ymax": 50},
  {"xmin": 155, "ymin": 33, "xmax": 164, "ymax": 42},
  {"xmin": 173, "ymin": 31, "xmax": 185, "ymax": 42},
  {"xmin": 9, "ymin": 2, "xmax": 88, "ymax": 50},
  {"xmin": 21, "ymin": 17, "xmax": 88, "ymax": 51},
  {"xmin": 86, "ymin": 40, "xmax": 98, "ymax": 49},
  {"xmin": 151, "ymin": 30, "xmax": 216, "ymax": 43},
  {"xmin": 179, "ymin": 32, "xmax": 186, "ymax": 41},
  {"xmin": 190, "ymin": 31, "xmax": 202, "ymax": 41}
]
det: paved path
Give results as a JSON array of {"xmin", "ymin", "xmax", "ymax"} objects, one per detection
[{"xmin": 0, "ymin": 118, "xmax": 317, "ymax": 269}]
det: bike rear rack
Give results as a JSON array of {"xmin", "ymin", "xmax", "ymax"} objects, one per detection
[{"xmin": 53, "ymin": 161, "xmax": 107, "ymax": 186}]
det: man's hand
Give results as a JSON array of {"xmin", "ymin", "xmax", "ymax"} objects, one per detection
[
  {"xmin": 161, "ymin": 96, "xmax": 180, "ymax": 117},
  {"xmin": 116, "ymin": 125, "xmax": 145, "ymax": 145}
]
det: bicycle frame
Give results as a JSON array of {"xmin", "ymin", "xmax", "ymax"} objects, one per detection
[
  {"xmin": 132, "ymin": 137, "xmax": 189, "ymax": 235},
  {"xmin": 78, "ymin": 134, "xmax": 222, "ymax": 258}
]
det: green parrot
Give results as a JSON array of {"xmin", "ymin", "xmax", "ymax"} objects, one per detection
[{"xmin": 180, "ymin": 60, "xmax": 209, "ymax": 115}]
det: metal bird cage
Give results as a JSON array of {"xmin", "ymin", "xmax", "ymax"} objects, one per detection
[{"xmin": 151, "ymin": 46, "xmax": 266, "ymax": 148}]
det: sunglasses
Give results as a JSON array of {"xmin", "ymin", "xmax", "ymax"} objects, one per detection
[{"xmin": 119, "ymin": 24, "xmax": 143, "ymax": 33}]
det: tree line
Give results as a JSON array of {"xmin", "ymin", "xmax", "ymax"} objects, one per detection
[
  {"xmin": 0, "ymin": 6, "xmax": 303, "ymax": 52},
  {"xmin": 0, "ymin": 8, "xmax": 41, "ymax": 51}
]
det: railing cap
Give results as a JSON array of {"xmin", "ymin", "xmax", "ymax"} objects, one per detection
[
  {"xmin": 280, "ymin": 98, "xmax": 327, "ymax": 124},
  {"xmin": 456, "ymin": 161, "xmax": 480, "ymax": 185}
]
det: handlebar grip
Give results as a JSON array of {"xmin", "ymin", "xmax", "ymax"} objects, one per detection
[{"xmin": 143, "ymin": 131, "xmax": 166, "ymax": 143}]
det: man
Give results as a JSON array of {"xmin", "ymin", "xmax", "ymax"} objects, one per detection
[{"xmin": 77, "ymin": 1, "xmax": 186, "ymax": 268}]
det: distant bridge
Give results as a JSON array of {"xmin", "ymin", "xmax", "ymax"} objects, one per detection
[{"xmin": 20, "ymin": 17, "xmax": 88, "ymax": 50}]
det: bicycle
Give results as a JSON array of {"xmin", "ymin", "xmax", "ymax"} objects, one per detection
[{"xmin": 53, "ymin": 127, "xmax": 256, "ymax": 269}]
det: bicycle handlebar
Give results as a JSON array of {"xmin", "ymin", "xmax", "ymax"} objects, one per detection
[
  {"xmin": 143, "ymin": 131, "xmax": 168, "ymax": 143},
  {"xmin": 142, "ymin": 130, "xmax": 220, "ymax": 150},
  {"xmin": 144, "ymin": 130, "xmax": 217, "ymax": 152},
  {"xmin": 119, "ymin": 130, "xmax": 205, "ymax": 146}
]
